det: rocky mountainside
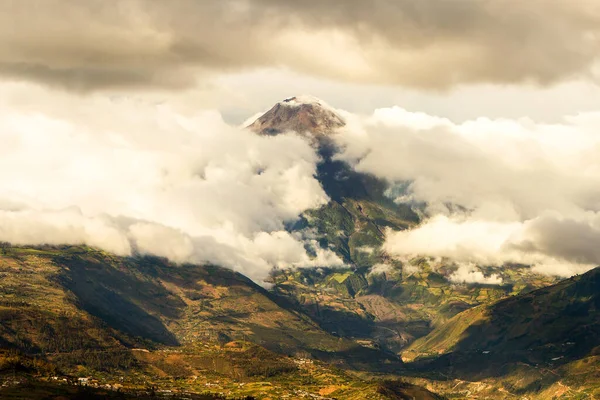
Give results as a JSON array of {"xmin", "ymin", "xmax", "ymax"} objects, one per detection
[{"xmin": 248, "ymin": 95, "xmax": 345, "ymax": 142}]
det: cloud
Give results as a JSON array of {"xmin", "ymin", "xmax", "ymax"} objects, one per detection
[
  {"xmin": 448, "ymin": 263, "xmax": 503, "ymax": 286},
  {"xmin": 0, "ymin": 0, "xmax": 599, "ymax": 91},
  {"xmin": 0, "ymin": 208, "xmax": 132, "ymax": 255},
  {"xmin": 4, "ymin": 79, "xmax": 600, "ymax": 281},
  {"xmin": 336, "ymin": 104, "xmax": 600, "ymax": 276},
  {"xmin": 509, "ymin": 213, "xmax": 600, "ymax": 268},
  {"xmin": 368, "ymin": 263, "xmax": 394, "ymax": 276},
  {"xmin": 382, "ymin": 216, "xmax": 525, "ymax": 266},
  {"xmin": 0, "ymin": 82, "xmax": 344, "ymax": 283}
]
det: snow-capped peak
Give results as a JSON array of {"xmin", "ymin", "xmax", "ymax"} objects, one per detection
[
  {"xmin": 278, "ymin": 95, "xmax": 338, "ymax": 114},
  {"xmin": 248, "ymin": 95, "xmax": 345, "ymax": 140},
  {"xmin": 280, "ymin": 95, "xmax": 327, "ymax": 106}
]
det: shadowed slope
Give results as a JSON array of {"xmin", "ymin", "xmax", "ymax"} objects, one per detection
[
  {"xmin": 401, "ymin": 267, "xmax": 600, "ymax": 397},
  {"xmin": 0, "ymin": 246, "xmax": 401, "ymax": 372}
]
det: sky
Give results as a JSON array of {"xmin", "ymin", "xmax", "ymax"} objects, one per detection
[{"xmin": 2, "ymin": 0, "xmax": 600, "ymax": 282}]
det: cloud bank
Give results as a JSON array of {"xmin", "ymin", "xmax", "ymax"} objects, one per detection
[
  {"xmin": 4, "ymin": 80, "xmax": 600, "ymax": 281},
  {"xmin": 0, "ymin": 0, "xmax": 599, "ymax": 91},
  {"xmin": 337, "ymin": 104, "xmax": 600, "ymax": 277},
  {"xmin": 0, "ymin": 83, "xmax": 343, "ymax": 282}
]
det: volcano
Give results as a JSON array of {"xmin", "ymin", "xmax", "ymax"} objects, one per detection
[{"xmin": 248, "ymin": 95, "xmax": 345, "ymax": 146}]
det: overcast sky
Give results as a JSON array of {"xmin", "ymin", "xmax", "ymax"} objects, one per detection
[
  {"xmin": 2, "ymin": 0, "xmax": 600, "ymax": 281},
  {"xmin": 2, "ymin": 0, "xmax": 600, "ymax": 119}
]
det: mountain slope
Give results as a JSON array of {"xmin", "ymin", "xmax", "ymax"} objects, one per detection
[
  {"xmin": 0, "ymin": 245, "xmax": 434, "ymax": 398},
  {"xmin": 402, "ymin": 267, "xmax": 600, "ymax": 398},
  {"xmin": 406, "ymin": 266, "xmax": 600, "ymax": 362},
  {"xmin": 0, "ymin": 245, "xmax": 400, "ymax": 367},
  {"xmin": 247, "ymin": 96, "xmax": 558, "ymax": 357},
  {"xmin": 249, "ymin": 95, "xmax": 418, "ymax": 268},
  {"xmin": 270, "ymin": 259, "xmax": 558, "ymax": 354}
]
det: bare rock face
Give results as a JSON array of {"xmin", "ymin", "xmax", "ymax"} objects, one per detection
[{"xmin": 247, "ymin": 95, "xmax": 345, "ymax": 144}]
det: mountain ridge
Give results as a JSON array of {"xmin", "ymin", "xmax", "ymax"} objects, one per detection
[
  {"xmin": 401, "ymin": 266, "xmax": 600, "ymax": 398},
  {"xmin": 0, "ymin": 245, "xmax": 418, "ymax": 399}
]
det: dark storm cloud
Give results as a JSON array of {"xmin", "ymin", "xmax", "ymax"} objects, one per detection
[{"xmin": 0, "ymin": 0, "xmax": 599, "ymax": 91}]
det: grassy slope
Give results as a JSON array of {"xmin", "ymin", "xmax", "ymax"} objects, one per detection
[
  {"xmin": 270, "ymin": 260, "xmax": 558, "ymax": 355},
  {"xmin": 293, "ymin": 154, "xmax": 418, "ymax": 269},
  {"xmin": 0, "ymin": 245, "xmax": 445, "ymax": 398},
  {"xmin": 282, "ymin": 154, "xmax": 558, "ymax": 358},
  {"xmin": 402, "ymin": 267, "xmax": 600, "ymax": 399},
  {"xmin": 0, "ymin": 246, "xmax": 402, "ymax": 364},
  {"xmin": 406, "ymin": 267, "xmax": 600, "ymax": 360}
]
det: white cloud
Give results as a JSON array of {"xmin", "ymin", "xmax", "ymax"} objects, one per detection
[
  {"xmin": 336, "ymin": 105, "xmax": 600, "ymax": 277},
  {"xmin": 0, "ymin": 82, "xmax": 344, "ymax": 283},
  {"xmin": 356, "ymin": 246, "xmax": 375, "ymax": 254},
  {"xmin": 448, "ymin": 263, "xmax": 503, "ymax": 286},
  {"xmin": 0, "ymin": 208, "xmax": 132, "ymax": 255},
  {"xmin": 383, "ymin": 216, "xmax": 525, "ymax": 265},
  {"xmin": 368, "ymin": 263, "xmax": 394, "ymax": 276},
  {"xmin": 5, "ymin": 79, "xmax": 600, "ymax": 282}
]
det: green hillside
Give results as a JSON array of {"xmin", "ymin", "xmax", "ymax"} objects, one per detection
[
  {"xmin": 293, "ymin": 153, "xmax": 418, "ymax": 269},
  {"xmin": 402, "ymin": 267, "xmax": 600, "ymax": 398},
  {"xmin": 270, "ymin": 258, "xmax": 558, "ymax": 355},
  {"xmin": 0, "ymin": 245, "xmax": 437, "ymax": 399}
]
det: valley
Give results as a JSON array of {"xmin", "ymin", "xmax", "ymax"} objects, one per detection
[
  {"xmin": 0, "ymin": 242, "xmax": 589, "ymax": 399},
  {"xmin": 2, "ymin": 2, "xmax": 600, "ymax": 398},
  {"xmin": 1, "ymin": 96, "xmax": 599, "ymax": 399}
]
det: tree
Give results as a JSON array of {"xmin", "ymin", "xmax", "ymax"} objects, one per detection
[{"xmin": 0, "ymin": 241, "xmax": 11, "ymax": 255}]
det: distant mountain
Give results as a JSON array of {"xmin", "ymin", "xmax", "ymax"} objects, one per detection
[
  {"xmin": 248, "ymin": 95, "xmax": 345, "ymax": 143},
  {"xmin": 249, "ymin": 95, "xmax": 419, "ymax": 268},
  {"xmin": 247, "ymin": 96, "xmax": 557, "ymax": 356}
]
